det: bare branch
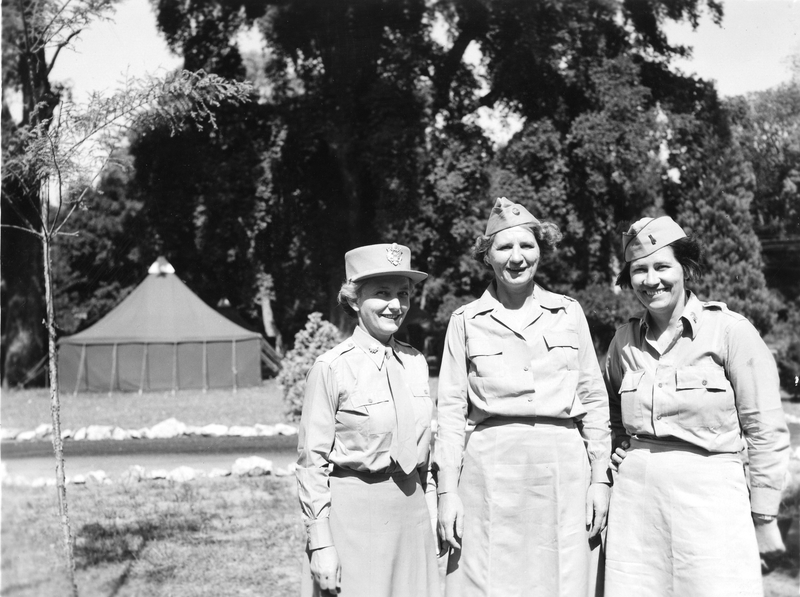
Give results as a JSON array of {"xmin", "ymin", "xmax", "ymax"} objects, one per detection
[
  {"xmin": 0, "ymin": 223, "xmax": 44, "ymax": 238},
  {"xmin": 47, "ymin": 29, "xmax": 83, "ymax": 74}
]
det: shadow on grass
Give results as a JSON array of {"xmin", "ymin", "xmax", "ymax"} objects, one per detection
[{"xmin": 75, "ymin": 516, "xmax": 203, "ymax": 596}]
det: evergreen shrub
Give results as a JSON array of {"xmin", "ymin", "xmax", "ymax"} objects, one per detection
[{"xmin": 277, "ymin": 312, "xmax": 342, "ymax": 421}]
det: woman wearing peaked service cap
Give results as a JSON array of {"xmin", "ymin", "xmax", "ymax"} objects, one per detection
[
  {"xmin": 603, "ymin": 216, "xmax": 790, "ymax": 596},
  {"xmin": 435, "ymin": 198, "xmax": 612, "ymax": 596},
  {"xmin": 296, "ymin": 243, "xmax": 440, "ymax": 597}
]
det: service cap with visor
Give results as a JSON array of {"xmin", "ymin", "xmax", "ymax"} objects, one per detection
[{"xmin": 345, "ymin": 243, "xmax": 428, "ymax": 283}]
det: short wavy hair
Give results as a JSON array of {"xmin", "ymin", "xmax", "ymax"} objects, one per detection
[
  {"xmin": 615, "ymin": 236, "xmax": 704, "ymax": 289},
  {"xmin": 472, "ymin": 221, "xmax": 563, "ymax": 268}
]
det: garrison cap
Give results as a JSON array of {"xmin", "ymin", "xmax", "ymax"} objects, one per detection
[
  {"xmin": 622, "ymin": 216, "xmax": 687, "ymax": 262},
  {"xmin": 485, "ymin": 197, "xmax": 540, "ymax": 236},
  {"xmin": 345, "ymin": 243, "xmax": 428, "ymax": 283}
]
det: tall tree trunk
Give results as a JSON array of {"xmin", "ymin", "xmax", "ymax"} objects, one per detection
[{"xmin": 41, "ymin": 226, "xmax": 78, "ymax": 595}]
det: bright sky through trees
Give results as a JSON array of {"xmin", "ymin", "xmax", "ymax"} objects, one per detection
[{"xmin": 46, "ymin": 0, "xmax": 798, "ymax": 107}]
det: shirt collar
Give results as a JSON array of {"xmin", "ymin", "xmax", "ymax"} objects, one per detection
[
  {"xmin": 468, "ymin": 282, "xmax": 565, "ymax": 319},
  {"xmin": 638, "ymin": 290, "xmax": 701, "ymax": 340},
  {"xmin": 350, "ymin": 325, "xmax": 388, "ymax": 369}
]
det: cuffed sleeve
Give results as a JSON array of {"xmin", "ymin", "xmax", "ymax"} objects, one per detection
[
  {"xmin": 725, "ymin": 319, "xmax": 790, "ymax": 516},
  {"xmin": 305, "ymin": 518, "xmax": 334, "ymax": 550},
  {"xmin": 434, "ymin": 311, "xmax": 470, "ymax": 494},
  {"xmin": 296, "ymin": 359, "xmax": 338, "ymax": 549}
]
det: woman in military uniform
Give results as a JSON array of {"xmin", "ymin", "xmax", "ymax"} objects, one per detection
[
  {"xmin": 435, "ymin": 198, "xmax": 611, "ymax": 596},
  {"xmin": 296, "ymin": 243, "xmax": 440, "ymax": 597},
  {"xmin": 604, "ymin": 216, "xmax": 789, "ymax": 596}
]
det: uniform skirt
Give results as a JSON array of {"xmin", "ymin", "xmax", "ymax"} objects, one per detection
[
  {"xmin": 301, "ymin": 467, "xmax": 440, "ymax": 597},
  {"xmin": 604, "ymin": 438, "xmax": 762, "ymax": 597},
  {"xmin": 445, "ymin": 417, "xmax": 602, "ymax": 597}
]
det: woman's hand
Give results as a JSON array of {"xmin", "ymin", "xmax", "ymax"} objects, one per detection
[
  {"xmin": 437, "ymin": 492, "xmax": 465, "ymax": 550},
  {"xmin": 754, "ymin": 519, "xmax": 785, "ymax": 563},
  {"xmin": 585, "ymin": 482, "xmax": 611, "ymax": 538},
  {"xmin": 609, "ymin": 438, "xmax": 630, "ymax": 472},
  {"xmin": 310, "ymin": 545, "xmax": 341, "ymax": 595}
]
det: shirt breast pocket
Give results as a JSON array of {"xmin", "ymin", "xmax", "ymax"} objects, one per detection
[
  {"xmin": 675, "ymin": 367, "xmax": 734, "ymax": 429},
  {"xmin": 619, "ymin": 369, "xmax": 646, "ymax": 430},
  {"xmin": 543, "ymin": 331, "xmax": 580, "ymax": 371},
  {"xmin": 411, "ymin": 383, "xmax": 433, "ymax": 430},
  {"xmin": 349, "ymin": 386, "xmax": 395, "ymax": 436},
  {"xmin": 467, "ymin": 339, "xmax": 505, "ymax": 378}
]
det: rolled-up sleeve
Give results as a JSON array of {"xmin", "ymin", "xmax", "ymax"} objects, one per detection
[
  {"xmin": 573, "ymin": 304, "xmax": 612, "ymax": 483},
  {"xmin": 434, "ymin": 311, "xmax": 470, "ymax": 494},
  {"xmin": 296, "ymin": 360, "xmax": 338, "ymax": 549},
  {"xmin": 726, "ymin": 319, "xmax": 790, "ymax": 515}
]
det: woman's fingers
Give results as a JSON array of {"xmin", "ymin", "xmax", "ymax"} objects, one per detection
[
  {"xmin": 586, "ymin": 483, "xmax": 611, "ymax": 538},
  {"xmin": 437, "ymin": 494, "xmax": 464, "ymax": 550}
]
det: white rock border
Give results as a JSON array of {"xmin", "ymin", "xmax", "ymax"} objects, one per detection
[
  {"xmin": 1, "ymin": 418, "xmax": 298, "ymax": 442},
  {"xmin": 0, "ymin": 458, "xmax": 298, "ymax": 487}
]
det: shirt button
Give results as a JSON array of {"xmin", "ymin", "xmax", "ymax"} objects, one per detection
[
  {"xmin": 524, "ymin": 367, "xmax": 529, "ymax": 371},
  {"xmin": 527, "ymin": 397, "xmax": 533, "ymax": 402},
  {"xmin": 657, "ymin": 415, "xmax": 662, "ymax": 420},
  {"xmin": 702, "ymin": 380, "xmax": 707, "ymax": 386},
  {"xmin": 658, "ymin": 383, "xmax": 662, "ymax": 388},
  {"xmin": 368, "ymin": 399, "xmax": 373, "ymax": 404}
]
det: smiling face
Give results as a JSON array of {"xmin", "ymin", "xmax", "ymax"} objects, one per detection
[
  {"xmin": 486, "ymin": 226, "xmax": 540, "ymax": 294},
  {"xmin": 629, "ymin": 245, "xmax": 687, "ymax": 321},
  {"xmin": 350, "ymin": 275, "xmax": 411, "ymax": 343}
]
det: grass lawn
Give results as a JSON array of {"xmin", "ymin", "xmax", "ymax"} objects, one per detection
[
  {"xmin": 2, "ymin": 476, "xmax": 305, "ymax": 597},
  {"xmin": 2, "ymin": 474, "xmax": 797, "ymax": 597},
  {"xmin": 1, "ymin": 382, "xmax": 289, "ymax": 432},
  {"xmin": 1, "ymin": 383, "xmax": 798, "ymax": 596}
]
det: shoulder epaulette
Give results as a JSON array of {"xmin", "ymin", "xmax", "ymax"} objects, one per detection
[
  {"xmin": 702, "ymin": 300, "xmax": 727, "ymax": 310},
  {"xmin": 317, "ymin": 340, "xmax": 356, "ymax": 363}
]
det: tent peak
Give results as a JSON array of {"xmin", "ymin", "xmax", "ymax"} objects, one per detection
[{"xmin": 149, "ymin": 256, "xmax": 175, "ymax": 275}]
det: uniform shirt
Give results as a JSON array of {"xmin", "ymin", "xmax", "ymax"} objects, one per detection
[
  {"xmin": 604, "ymin": 292, "xmax": 790, "ymax": 515},
  {"xmin": 435, "ymin": 283, "xmax": 611, "ymax": 494},
  {"xmin": 296, "ymin": 325, "xmax": 433, "ymax": 550}
]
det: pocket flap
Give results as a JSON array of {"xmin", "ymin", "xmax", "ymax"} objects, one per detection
[
  {"xmin": 676, "ymin": 367, "xmax": 729, "ymax": 391},
  {"xmin": 619, "ymin": 369, "xmax": 645, "ymax": 393},
  {"xmin": 543, "ymin": 331, "xmax": 579, "ymax": 350},
  {"xmin": 349, "ymin": 388, "xmax": 390, "ymax": 408},
  {"xmin": 467, "ymin": 339, "xmax": 503, "ymax": 357}
]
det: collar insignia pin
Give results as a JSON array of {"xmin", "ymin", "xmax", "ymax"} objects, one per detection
[
  {"xmin": 386, "ymin": 243, "xmax": 402, "ymax": 266},
  {"xmin": 369, "ymin": 344, "xmax": 380, "ymax": 354}
]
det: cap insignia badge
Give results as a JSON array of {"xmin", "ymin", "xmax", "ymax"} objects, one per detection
[
  {"xmin": 649, "ymin": 234, "xmax": 657, "ymax": 245},
  {"xmin": 386, "ymin": 243, "xmax": 402, "ymax": 266}
]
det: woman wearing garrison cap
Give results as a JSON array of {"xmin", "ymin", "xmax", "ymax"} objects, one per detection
[
  {"xmin": 603, "ymin": 216, "xmax": 789, "ymax": 596},
  {"xmin": 435, "ymin": 198, "xmax": 611, "ymax": 596},
  {"xmin": 296, "ymin": 243, "xmax": 440, "ymax": 597}
]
